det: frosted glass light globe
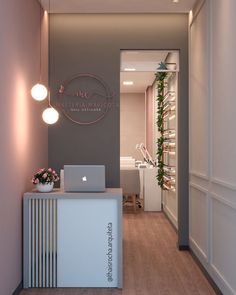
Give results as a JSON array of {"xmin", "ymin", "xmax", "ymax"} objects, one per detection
[
  {"xmin": 42, "ymin": 107, "xmax": 59, "ymax": 124},
  {"xmin": 31, "ymin": 83, "xmax": 48, "ymax": 101}
]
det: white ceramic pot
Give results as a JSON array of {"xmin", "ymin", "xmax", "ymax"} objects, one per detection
[{"xmin": 36, "ymin": 182, "xmax": 54, "ymax": 193}]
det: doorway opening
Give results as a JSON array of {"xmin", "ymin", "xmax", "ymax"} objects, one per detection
[{"xmin": 120, "ymin": 49, "xmax": 180, "ymax": 237}]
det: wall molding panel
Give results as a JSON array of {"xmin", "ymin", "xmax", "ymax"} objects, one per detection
[
  {"xmin": 189, "ymin": 0, "xmax": 210, "ymax": 178},
  {"xmin": 189, "ymin": 1, "xmax": 236, "ymax": 295},
  {"xmin": 190, "ymin": 171, "xmax": 209, "ymax": 181},
  {"xmin": 211, "ymin": 198, "xmax": 236, "ymax": 291},
  {"xmin": 189, "ymin": 173, "xmax": 209, "ymax": 191},
  {"xmin": 211, "ymin": 182, "xmax": 236, "ymax": 205},
  {"xmin": 212, "ymin": 177, "xmax": 236, "ymax": 192},
  {"xmin": 210, "ymin": 192, "xmax": 236, "ymax": 211},
  {"xmin": 189, "ymin": 237, "xmax": 208, "ymax": 263},
  {"xmin": 189, "ymin": 185, "xmax": 208, "ymax": 260},
  {"xmin": 189, "ymin": 182, "xmax": 208, "ymax": 194},
  {"xmin": 210, "ymin": 264, "xmax": 236, "ymax": 295}
]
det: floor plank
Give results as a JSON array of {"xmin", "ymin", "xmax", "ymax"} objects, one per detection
[{"xmin": 20, "ymin": 212, "xmax": 217, "ymax": 295}]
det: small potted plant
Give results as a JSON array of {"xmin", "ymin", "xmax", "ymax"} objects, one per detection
[{"xmin": 31, "ymin": 168, "xmax": 59, "ymax": 192}]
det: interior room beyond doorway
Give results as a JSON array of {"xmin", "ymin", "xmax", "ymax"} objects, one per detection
[{"xmin": 120, "ymin": 50, "xmax": 179, "ymax": 222}]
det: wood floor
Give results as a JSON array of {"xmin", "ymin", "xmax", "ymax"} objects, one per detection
[{"xmin": 20, "ymin": 212, "xmax": 217, "ymax": 295}]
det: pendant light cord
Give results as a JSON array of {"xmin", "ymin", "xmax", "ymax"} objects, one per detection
[
  {"xmin": 39, "ymin": 2, "xmax": 42, "ymax": 82},
  {"xmin": 48, "ymin": 0, "xmax": 52, "ymax": 107},
  {"xmin": 48, "ymin": 90, "xmax": 52, "ymax": 107}
]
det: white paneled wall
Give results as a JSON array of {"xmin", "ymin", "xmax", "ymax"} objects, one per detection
[
  {"xmin": 189, "ymin": 0, "xmax": 209, "ymax": 178},
  {"xmin": 189, "ymin": 1, "xmax": 236, "ymax": 295},
  {"xmin": 211, "ymin": 1, "xmax": 236, "ymax": 186},
  {"xmin": 189, "ymin": 185, "xmax": 208, "ymax": 261}
]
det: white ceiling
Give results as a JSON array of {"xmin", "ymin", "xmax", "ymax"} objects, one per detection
[
  {"xmin": 120, "ymin": 50, "xmax": 171, "ymax": 93},
  {"xmin": 39, "ymin": 0, "xmax": 197, "ymax": 14},
  {"xmin": 121, "ymin": 72, "xmax": 156, "ymax": 94},
  {"xmin": 121, "ymin": 51, "xmax": 169, "ymax": 72},
  {"xmin": 38, "ymin": 1, "xmax": 192, "ymax": 93}
]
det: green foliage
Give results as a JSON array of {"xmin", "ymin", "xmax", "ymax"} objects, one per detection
[{"xmin": 155, "ymin": 70, "xmax": 167, "ymax": 190}]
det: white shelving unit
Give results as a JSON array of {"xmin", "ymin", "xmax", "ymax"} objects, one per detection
[
  {"xmin": 163, "ymin": 88, "xmax": 176, "ymax": 192},
  {"xmin": 155, "ymin": 59, "xmax": 179, "ymax": 229}
]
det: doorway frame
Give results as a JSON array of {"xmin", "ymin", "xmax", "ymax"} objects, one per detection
[{"xmin": 119, "ymin": 49, "xmax": 189, "ymax": 249}]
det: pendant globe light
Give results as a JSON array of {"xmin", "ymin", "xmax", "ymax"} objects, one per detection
[
  {"xmin": 42, "ymin": 0, "xmax": 59, "ymax": 125},
  {"xmin": 42, "ymin": 90, "xmax": 59, "ymax": 124},
  {"xmin": 31, "ymin": 83, "xmax": 48, "ymax": 101},
  {"xmin": 31, "ymin": 2, "xmax": 48, "ymax": 101},
  {"xmin": 42, "ymin": 107, "xmax": 59, "ymax": 124}
]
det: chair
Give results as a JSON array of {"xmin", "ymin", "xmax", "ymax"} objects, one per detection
[{"xmin": 120, "ymin": 168, "xmax": 140, "ymax": 212}]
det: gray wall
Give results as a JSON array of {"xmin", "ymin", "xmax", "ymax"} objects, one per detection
[
  {"xmin": 120, "ymin": 93, "xmax": 145, "ymax": 161},
  {"xmin": 49, "ymin": 14, "xmax": 189, "ymax": 245}
]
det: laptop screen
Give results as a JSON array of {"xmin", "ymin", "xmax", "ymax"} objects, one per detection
[{"xmin": 64, "ymin": 165, "xmax": 106, "ymax": 192}]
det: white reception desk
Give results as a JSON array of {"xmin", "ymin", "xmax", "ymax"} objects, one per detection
[{"xmin": 23, "ymin": 188, "xmax": 122, "ymax": 289}]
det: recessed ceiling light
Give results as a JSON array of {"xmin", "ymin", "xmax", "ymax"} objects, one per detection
[
  {"xmin": 123, "ymin": 81, "xmax": 134, "ymax": 85},
  {"xmin": 172, "ymin": 0, "xmax": 179, "ymax": 3},
  {"xmin": 124, "ymin": 68, "xmax": 136, "ymax": 71}
]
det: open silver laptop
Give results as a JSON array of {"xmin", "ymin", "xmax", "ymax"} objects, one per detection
[{"xmin": 64, "ymin": 165, "xmax": 106, "ymax": 192}]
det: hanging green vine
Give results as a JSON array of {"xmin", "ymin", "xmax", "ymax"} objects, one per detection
[{"xmin": 155, "ymin": 65, "xmax": 167, "ymax": 189}]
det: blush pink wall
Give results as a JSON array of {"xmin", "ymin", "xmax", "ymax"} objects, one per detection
[
  {"xmin": 120, "ymin": 93, "xmax": 145, "ymax": 160},
  {"xmin": 145, "ymin": 86, "xmax": 154, "ymax": 158},
  {"xmin": 0, "ymin": 1, "xmax": 48, "ymax": 294}
]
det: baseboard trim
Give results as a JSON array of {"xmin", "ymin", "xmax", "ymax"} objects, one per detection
[
  {"xmin": 190, "ymin": 250, "xmax": 223, "ymax": 295},
  {"xmin": 162, "ymin": 205, "xmax": 178, "ymax": 230},
  {"xmin": 162, "ymin": 208, "xmax": 178, "ymax": 233},
  {"xmin": 12, "ymin": 281, "xmax": 22, "ymax": 295},
  {"xmin": 178, "ymin": 244, "xmax": 189, "ymax": 251}
]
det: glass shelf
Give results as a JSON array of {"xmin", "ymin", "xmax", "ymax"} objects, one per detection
[
  {"xmin": 163, "ymin": 183, "xmax": 176, "ymax": 192},
  {"xmin": 163, "ymin": 128, "xmax": 175, "ymax": 134},
  {"xmin": 163, "ymin": 110, "xmax": 176, "ymax": 120},
  {"xmin": 164, "ymin": 175, "xmax": 175, "ymax": 184},
  {"xmin": 163, "ymin": 147, "xmax": 175, "ymax": 150},
  {"xmin": 163, "ymin": 139, "xmax": 175, "ymax": 144},
  {"xmin": 163, "ymin": 164, "xmax": 176, "ymax": 169},
  {"xmin": 163, "ymin": 101, "xmax": 175, "ymax": 111}
]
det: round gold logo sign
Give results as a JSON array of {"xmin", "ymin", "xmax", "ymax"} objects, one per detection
[{"xmin": 57, "ymin": 73, "xmax": 114, "ymax": 125}]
